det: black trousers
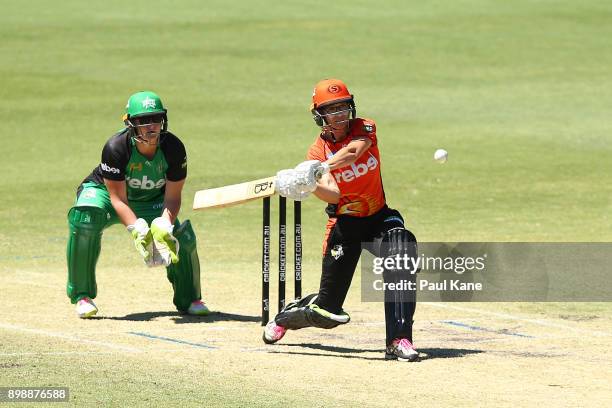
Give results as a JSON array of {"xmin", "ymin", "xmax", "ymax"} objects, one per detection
[{"xmin": 315, "ymin": 206, "xmax": 417, "ymax": 345}]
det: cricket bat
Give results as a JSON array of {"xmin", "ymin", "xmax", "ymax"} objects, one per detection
[{"xmin": 193, "ymin": 176, "xmax": 276, "ymax": 210}]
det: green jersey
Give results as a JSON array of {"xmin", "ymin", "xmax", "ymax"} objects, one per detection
[{"xmin": 82, "ymin": 129, "xmax": 187, "ymax": 202}]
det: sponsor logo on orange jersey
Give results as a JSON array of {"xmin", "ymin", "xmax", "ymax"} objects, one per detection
[{"xmin": 333, "ymin": 154, "xmax": 379, "ymax": 184}]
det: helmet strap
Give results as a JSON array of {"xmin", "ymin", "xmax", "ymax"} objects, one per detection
[{"xmin": 320, "ymin": 129, "xmax": 336, "ymax": 143}]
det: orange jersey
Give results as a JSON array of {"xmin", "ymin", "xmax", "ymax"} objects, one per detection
[{"xmin": 307, "ymin": 118, "xmax": 386, "ymax": 217}]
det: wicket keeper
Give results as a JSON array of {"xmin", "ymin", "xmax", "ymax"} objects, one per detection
[
  {"xmin": 264, "ymin": 79, "xmax": 419, "ymax": 361},
  {"xmin": 66, "ymin": 91, "xmax": 210, "ymax": 318}
]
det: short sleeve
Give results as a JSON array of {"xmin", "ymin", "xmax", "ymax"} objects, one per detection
[
  {"xmin": 307, "ymin": 138, "xmax": 326, "ymax": 162},
  {"xmin": 161, "ymin": 133, "xmax": 187, "ymax": 181},
  {"xmin": 357, "ymin": 119, "xmax": 377, "ymax": 147},
  {"xmin": 100, "ymin": 136, "xmax": 129, "ymax": 181}
]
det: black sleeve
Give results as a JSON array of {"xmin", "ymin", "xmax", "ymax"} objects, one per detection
[
  {"xmin": 100, "ymin": 131, "xmax": 130, "ymax": 181},
  {"xmin": 160, "ymin": 132, "xmax": 187, "ymax": 181}
]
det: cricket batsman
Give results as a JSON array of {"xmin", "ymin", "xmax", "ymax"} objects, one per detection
[
  {"xmin": 263, "ymin": 79, "xmax": 419, "ymax": 361},
  {"xmin": 66, "ymin": 91, "xmax": 210, "ymax": 318}
]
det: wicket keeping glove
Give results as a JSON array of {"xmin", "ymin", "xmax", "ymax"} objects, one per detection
[
  {"xmin": 151, "ymin": 217, "xmax": 180, "ymax": 265},
  {"xmin": 127, "ymin": 218, "xmax": 153, "ymax": 263},
  {"xmin": 293, "ymin": 160, "xmax": 329, "ymax": 192}
]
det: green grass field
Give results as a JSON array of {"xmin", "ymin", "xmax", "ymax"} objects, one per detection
[{"xmin": 1, "ymin": 1, "xmax": 611, "ymax": 406}]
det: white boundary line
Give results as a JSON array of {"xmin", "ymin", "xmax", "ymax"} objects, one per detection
[
  {"xmin": 0, "ymin": 322, "xmax": 142, "ymax": 353},
  {"xmin": 423, "ymin": 303, "xmax": 612, "ymax": 337}
]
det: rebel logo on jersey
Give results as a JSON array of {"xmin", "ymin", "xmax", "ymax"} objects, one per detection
[
  {"xmin": 101, "ymin": 163, "xmax": 120, "ymax": 174},
  {"xmin": 126, "ymin": 175, "xmax": 166, "ymax": 190},
  {"xmin": 329, "ymin": 152, "xmax": 379, "ymax": 184}
]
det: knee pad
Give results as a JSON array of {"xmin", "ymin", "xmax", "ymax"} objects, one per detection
[
  {"xmin": 174, "ymin": 219, "xmax": 197, "ymax": 251},
  {"xmin": 68, "ymin": 206, "xmax": 108, "ymax": 231},
  {"xmin": 306, "ymin": 304, "xmax": 350, "ymax": 329},
  {"xmin": 280, "ymin": 293, "xmax": 318, "ymax": 313},
  {"xmin": 384, "ymin": 228, "xmax": 417, "ymax": 257},
  {"xmin": 381, "ymin": 228, "xmax": 418, "ymax": 273},
  {"xmin": 275, "ymin": 294, "xmax": 350, "ymax": 330},
  {"xmin": 67, "ymin": 206, "xmax": 107, "ymax": 256}
]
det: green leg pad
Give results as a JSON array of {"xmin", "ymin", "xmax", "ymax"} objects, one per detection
[
  {"xmin": 166, "ymin": 220, "xmax": 202, "ymax": 311},
  {"xmin": 66, "ymin": 206, "xmax": 107, "ymax": 304}
]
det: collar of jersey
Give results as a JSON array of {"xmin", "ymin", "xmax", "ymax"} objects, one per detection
[{"xmin": 130, "ymin": 137, "xmax": 160, "ymax": 162}]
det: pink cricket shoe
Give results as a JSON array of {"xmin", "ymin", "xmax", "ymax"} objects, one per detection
[
  {"xmin": 385, "ymin": 338, "xmax": 419, "ymax": 362},
  {"xmin": 262, "ymin": 321, "xmax": 287, "ymax": 344},
  {"xmin": 76, "ymin": 297, "xmax": 98, "ymax": 319},
  {"xmin": 187, "ymin": 300, "xmax": 211, "ymax": 316}
]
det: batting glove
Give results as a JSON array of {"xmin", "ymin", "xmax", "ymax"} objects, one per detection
[
  {"xmin": 276, "ymin": 169, "xmax": 312, "ymax": 201},
  {"xmin": 293, "ymin": 160, "xmax": 329, "ymax": 191},
  {"xmin": 276, "ymin": 169, "xmax": 297, "ymax": 197}
]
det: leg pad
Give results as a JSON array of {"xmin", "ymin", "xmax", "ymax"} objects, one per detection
[
  {"xmin": 166, "ymin": 220, "xmax": 201, "ymax": 311},
  {"xmin": 66, "ymin": 206, "xmax": 108, "ymax": 303},
  {"xmin": 275, "ymin": 294, "xmax": 350, "ymax": 330}
]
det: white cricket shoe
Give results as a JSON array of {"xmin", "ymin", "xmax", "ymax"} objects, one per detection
[
  {"xmin": 76, "ymin": 297, "xmax": 98, "ymax": 318},
  {"xmin": 187, "ymin": 300, "xmax": 211, "ymax": 316}
]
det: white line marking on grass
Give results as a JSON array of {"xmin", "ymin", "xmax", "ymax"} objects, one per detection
[
  {"xmin": 127, "ymin": 332, "xmax": 218, "ymax": 349},
  {"xmin": 0, "ymin": 322, "xmax": 142, "ymax": 353},
  {"xmin": 424, "ymin": 303, "xmax": 611, "ymax": 337},
  {"xmin": 441, "ymin": 320, "xmax": 535, "ymax": 338}
]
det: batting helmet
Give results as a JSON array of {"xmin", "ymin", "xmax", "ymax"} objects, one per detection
[
  {"xmin": 310, "ymin": 79, "xmax": 356, "ymax": 127},
  {"xmin": 123, "ymin": 91, "xmax": 168, "ymax": 132}
]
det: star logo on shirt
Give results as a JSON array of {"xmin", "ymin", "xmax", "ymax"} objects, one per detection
[{"xmin": 142, "ymin": 97, "xmax": 156, "ymax": 109}]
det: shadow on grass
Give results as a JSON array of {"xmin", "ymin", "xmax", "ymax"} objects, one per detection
[
  {"xmin": 97, "ymin": 311, "xmax": 260, "ymax": 323},
  {"xmin": 265, "ymin": 350, "xmax": 383, "ymax": 361},
  {"xmin": 418, "ymin": 348, "xmax": 484, "ymax": 360},
  {"xmin": 265, "ymin": 343, "xmax": 483, "ymax": 361},
  {"xmin": 284, "ymin": 342, "xmax": 380, "ymax": 354}
]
